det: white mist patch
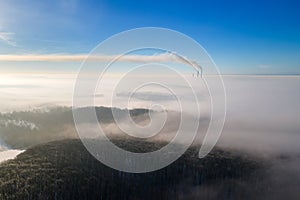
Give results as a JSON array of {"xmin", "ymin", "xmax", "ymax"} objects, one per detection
[
  {"xmin": 0, "ymin": 74, "xmax": 299, "ymax": 152},
  {"xmin": 74, "ymin": 112, "xmax": 182, "ymax": 140},
  {"xmin": 0, "ymin": 73, "xmax": 75, "ymax": 112},
  {"xmin": 0, "ymin": 149, "xmax": 25, "ymax": 163},
  {"xmin": 0, "ymin": 74, "xmax": 300, "ymax": 155},
  {"xmin": 216, "ymin": 75, "xmax": 300, "ymax": 155},
  {"xmin": 0, "ymin": 119, "xmax": 38, "ymax": 130}
]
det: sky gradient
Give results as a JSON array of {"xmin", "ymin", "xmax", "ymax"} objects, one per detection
[{"xmin": 0, "ymin": 0, "xmax": 299, "ymax": 74}]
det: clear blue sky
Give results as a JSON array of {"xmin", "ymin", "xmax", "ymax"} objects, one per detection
[{"xmin": 0, "ymin": 0, "xmax": 299, "ymax": 74}]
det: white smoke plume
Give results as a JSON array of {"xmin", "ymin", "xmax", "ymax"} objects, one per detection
[{"xmin": 0, "ymin": 53, "xmax": 202, "ymax": 75}]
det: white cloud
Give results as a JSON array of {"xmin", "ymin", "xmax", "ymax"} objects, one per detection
[{"xmin": 0, "ymin": 31, "xmax": 16, "ymax": 46}]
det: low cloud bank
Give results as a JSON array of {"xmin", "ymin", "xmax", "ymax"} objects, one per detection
[{"xmin": 0, "ymin": 76, "xmax": 299, "ymax": 198}]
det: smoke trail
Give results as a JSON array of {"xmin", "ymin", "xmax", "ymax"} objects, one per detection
[{"xmin": 0, "ymin": 53, "xmax": 203, "ymax": 75}]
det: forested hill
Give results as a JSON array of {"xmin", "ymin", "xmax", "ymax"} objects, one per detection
[
  {"xmin": 0, "ymin": 107, "xmax": 150, "ymax": 149},
  {"xmin": 0, "ymin": 139, "xmax": 265, "ymax": 200}
]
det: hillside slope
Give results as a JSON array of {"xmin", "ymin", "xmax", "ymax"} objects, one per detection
[{"xmin": 0, "ymin": 139, "xmax": 265, "ymax": 200}]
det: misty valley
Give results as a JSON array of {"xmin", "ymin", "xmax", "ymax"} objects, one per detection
[{"xmin": 0, "ymin": 107, "xmax": 299, "ymax": 199}]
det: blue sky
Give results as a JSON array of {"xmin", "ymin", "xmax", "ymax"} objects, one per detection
[{"xmin": 0, "ymin": 0, "xmax": 299, "ymax": 74}]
